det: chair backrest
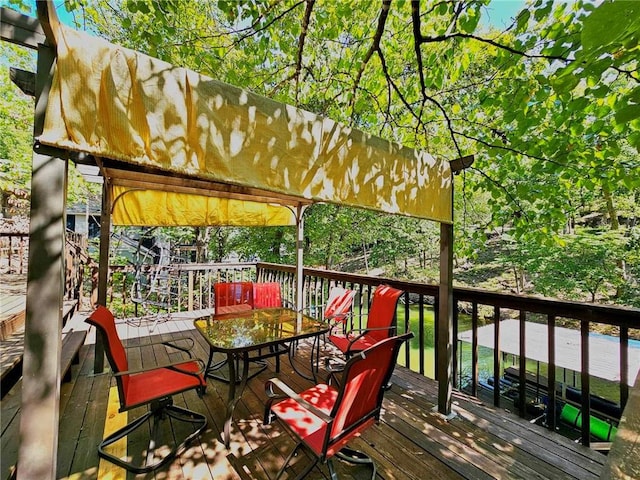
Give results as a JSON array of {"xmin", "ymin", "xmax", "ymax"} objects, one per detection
[
  {"xmin": 329, "ymin": 331, "xmax": 413, "ymax": 446},
  {"xmin": 85, "ymin": 306, "xmax": 130, "ymax": 398},
  {"xmin": 324, "ymin": 287, "xmax": 355, "ymax": 323},
  {"xmin": 365, "ymin": 285, "xmax": 404, "ymax": 342},
  {"xmin": 214, "ymin": 282, "xmax": 254, "ymax": 314},
  {"xmin": 253, "ymin": 282, "xmax": 283, "ymax": 309}
]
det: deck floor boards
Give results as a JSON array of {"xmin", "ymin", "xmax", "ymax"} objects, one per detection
[{"xmin": 1, "ymin": 313, "xmax": 606, "ymax": 480}]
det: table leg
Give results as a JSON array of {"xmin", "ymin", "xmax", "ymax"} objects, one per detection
[
  {"xmin": 223, "ymin": 351, "xmax": 250, "ymax": 449},
  {"xmin": 205, "ymin": 345, "xmax": 230, "ymax": 379},
  {"xmin": 288, "ymin": 335, "xmax": 321, "ymax": 382}
]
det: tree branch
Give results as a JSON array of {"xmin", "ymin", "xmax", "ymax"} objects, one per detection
[
  {"xmin": 612, "ymin": 66, "xmax": 640, "ymax": 84},
  {"xmin": 349, "ymin": 0, "xmax": 391, "ymax": 119},
  {"xmin": 292, "ymin": 0, "xmax": 315, "ymax": 102},
  {"xmin": 419, "ymin": 32, "xmax": 570, "ymax": 62},
  {"xmin": 468, "ymin": 166, "xmax": 531, "ymax": 221},
  {"xmin": 411, "ymin": 1, "xmax": 427, "ymax": 100}
]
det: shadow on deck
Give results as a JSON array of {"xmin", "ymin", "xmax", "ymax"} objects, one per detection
[{"xmin": 1, "ymin": 310, "xmax": 606, "ymax": 480}]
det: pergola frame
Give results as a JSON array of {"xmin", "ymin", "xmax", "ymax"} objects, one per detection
[{"xmin": 1, "ymin": 3, "xmax": 472, "ymax": 478}]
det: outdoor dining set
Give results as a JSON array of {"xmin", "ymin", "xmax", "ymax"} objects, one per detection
[{"xmin": 84, "ymin": 282, "xmax": 412, "ymax": 478}]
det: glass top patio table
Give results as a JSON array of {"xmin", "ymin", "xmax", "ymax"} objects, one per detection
[
  {"xmin": 193, "ymin": 307, "xmax": 329, "ymax": 448},
  {"xmin": 194, "ymin": 307, "xmax": 328, "ymax": 351}
]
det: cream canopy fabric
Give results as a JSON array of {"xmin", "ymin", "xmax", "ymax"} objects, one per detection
[{"xmin": 39, "ymin": 23, "xmax": 453, "ymax": 225}]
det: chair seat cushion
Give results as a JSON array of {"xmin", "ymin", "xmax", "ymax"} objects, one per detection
[
  {"xmin": 271, "ymin": 384, "xmax": 338, "ymax": 456},
  {"xmin": 328, "ymin": 333, "xmax": 377, "ymax": 354},
  {"xmin": 123, "ymin": 361, "xmax": 204, "ymax": 410}
]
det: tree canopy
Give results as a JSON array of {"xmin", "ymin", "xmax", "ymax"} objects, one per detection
[{"xmin": 3, "ymin": 0, "xmax": 639, "ymax": 306}]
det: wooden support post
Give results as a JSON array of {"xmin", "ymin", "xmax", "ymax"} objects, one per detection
[
  {"xmin": 295, "ymin": 205, "xmax": 306, "ymax": 312},
  {"xmin": 17, "ymin": 43, "xmax": 65, "ymax": 480},
  {"xmin": 95, "ymin": 179, "xmax": 111, "ymax": 373},
  {"xmin": 437, "ymin": 222, "xmax": 453, "ymax": 415}
]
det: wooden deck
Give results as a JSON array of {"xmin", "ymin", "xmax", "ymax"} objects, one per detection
[{"xmin": 1, "ymin": 310, "xmax": 606, "ymax": 480}]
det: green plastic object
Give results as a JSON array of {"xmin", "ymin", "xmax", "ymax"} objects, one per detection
[{"xmin": 560, "ymin": 403, "xmax": 618, "ymax": 441}]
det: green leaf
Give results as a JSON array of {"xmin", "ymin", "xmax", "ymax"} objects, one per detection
[
  {"xmin": 614, "ymin": 104, "xmax": 640, "ymax": 125},
  {"xmin": 550, "ymin": 73, "xmax": 579, "ymax": 94},
  {"xmin": 629, "ymin": 131, "xmax": 640, "ymax": 152},
  {"xmin": 459, "ymin": 8, "xmax": 480, "ymax": 34},
  {"xmin": 582, "ymin": 1, "xmax": 640, "ymax": 53},
  {"xmin": 516, "ymin": 9, "xmax": 530, "ymax": 31}
]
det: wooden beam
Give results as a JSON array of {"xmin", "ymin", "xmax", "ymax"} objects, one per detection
[
  {"xmin": 10, "ymin": 68, "xmax": 36, "ymax": 96},
  {"xmin": 17, "ymin": 43, "xmax": 64, "ymax": 480},
  {"xmin": 0, "ymin": 7, "xmax": 45, "ymax": 49},
  {"xmin": 449, "ymin": 155, "xmax": 475, "ymax": 174},
  {"xmin": 103, "ymin": 167, "xmax": 312, "ymax": 207},
  {"xmin": 437, "ymin": 221, "xmax": 454, "ymax": 415},
  {"xmin": 110, "ymin": 177, "xmax": 297, "ymax": 206}
]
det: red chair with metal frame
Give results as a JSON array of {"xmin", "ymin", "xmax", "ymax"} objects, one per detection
[
  {"xmin": 328, "ymin": 284, "xmax": 403, "ymax": 358},
  {"xmin": 86, "ymin": 306, "xmax": 207, "ymax": 474},
  {"xmin": 264, "ymin": 331, "xmax": 413, "ymax": 479},
  {"xmin": 253, "ymin": 281, "xmax": 284, "ymax": 309},
  {"xmin": 214, "ymin": 281, "xmax": 254, "ymax": 315},
  {"xmin": 323, "ymin": 286, "xmax": 356, "ymax": 328},
  {"xmin": 306, "ymin": 287, "xmax": 356, "ymax": 373}
]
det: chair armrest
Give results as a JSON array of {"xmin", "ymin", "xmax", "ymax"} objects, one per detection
[
  {"xmin": 113, "ymin": 358, "xmax": 206, "ymax": 377},
  {"xmin": 264, "ymin": 377, "xmax": 333, "ymax": 424},
  {"xmin": 323, "ymin": 357, "xmax": 347, "ymax": 387},
  {"xmin": 344, "ymin": 325, "xmax": 396, "ymax": 339},
  {"xmin": 344, "ymin": 325, "xmax": 397, "ymax": 352},
  {"xmin": 124, "ymin": 336, "xmax": 195, "ymax": 357}
]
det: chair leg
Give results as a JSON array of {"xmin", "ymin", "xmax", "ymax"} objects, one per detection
[
  {"xmin": 334, "ymin": 447, "xmax": 377, "ymax": 480},
  {"xmin": 275, "ymin": 442, "xmax": 318, "ymax": 480},
  {"xmin": 97, "ymin": 398, "xmax": 207, "ymax": 474}
]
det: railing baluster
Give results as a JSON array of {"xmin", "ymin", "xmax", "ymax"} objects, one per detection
[
  {"xmin": 453, "ymin": 301, "xmax": 458, "ymax": 389},
  {"xmin": 518, "ymin": 310, "xmax": 526, "ymax": 418},
  {"xmin": 580, "ymin": 319, "xmax": 591, "ymax": 447},
  {"xmin": 621, "ymin": 326, "xmax": 629, "ymax": 409},
  {"xmin": 419, "ymin": 294, "xmax": 425, "ymax": 376},
  {"xmin": 434, "ymin": 295, "xmax": 439, "ymax": 381},
  {"xmin": 471, "ymin": 302, "xmax": 478, "ymax": 397},
  {"xmin": 493, "ymin": 306, "xmax": 501, "ymax": 408},
  {"xmin": 404, "ymin": 292, "xmax": 410, "ymax": 367},
  {"xmin": 547, "ymin": 314, "xmax": 556, "ymax": 432}
]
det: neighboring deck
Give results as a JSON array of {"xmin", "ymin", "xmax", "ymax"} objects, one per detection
[{"xmin": 1, "ymin": 310, "xmax": 606, "ymax": 480}]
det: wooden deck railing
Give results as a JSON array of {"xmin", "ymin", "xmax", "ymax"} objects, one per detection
[
  {"xmin": 254, "ymin": 262, "xmax": 640, "ymax": 449},
  {"xmin": 104, "ymin": 260, "xmax": 640, "ymax": 448},
  {"xmin": 0, "ymin": 233, "xmax": 28, "ymax": 275}
]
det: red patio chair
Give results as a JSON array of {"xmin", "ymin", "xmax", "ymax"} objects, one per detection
[
  {"xmin": 306, "ymin": 287, "xmax": 356, "ymax": 372},
  {"xmin": 328, "ymin": 284, "xmax": 403, "ymax": 358},
  {"xmin": 85, "ymin": 306, "xmax": 207, "ymax": 473},
  {"xmin": 214, "ymin": 281, "xmax": 254, "ymax": 315},
  {"xmin": 323, "ymin": 286, "xmax": 356, "ymax": 330},
  {"xmin": 253, "ymin": 281, "xmax": 283, "ymax": 309},
  {"xmin": 264, "ymin": 331, "xmax": 413, "ymax": 479}
]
